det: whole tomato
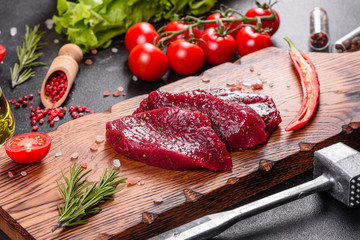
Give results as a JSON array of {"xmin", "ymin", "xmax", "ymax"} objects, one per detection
[
  {"xmin": 204, "ymin": 13, "xmax": 242, "ymax": 38},
  {"xmin": 236, "ymin": 26, "xmax": 273, "ymax": 56},
  {"xmin": 166, "ymin": 39, "xmax": 205, "ymax": 75},
  {"xmin": 198, "ymin": 28, "xmax": 237, "ymax": 65},
  {"xmin": 128, "ymin": 43, "xmax": 168, "ymax": 81},
  {"xmin": 0, "ymin": 44, "xmax": 6, "ymax": 62},
  {"xmin": 163, "ymin": 20, "xmax": 202, "ymax": 44},
  {"xmin": 125, "ymin": 22, "xmax": 160, "ymax": 53},
  {"xmin": 245, "ymin": 2, "xmax": 280, "ymax": 36},
  {"xmin": 5, "ymin": 132, "xmax": 52, "ymax": 164}
]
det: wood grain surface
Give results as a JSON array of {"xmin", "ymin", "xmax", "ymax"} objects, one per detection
[{"xmin": 0, "ymin": 47, "xmax": 359, "ymax": 240}]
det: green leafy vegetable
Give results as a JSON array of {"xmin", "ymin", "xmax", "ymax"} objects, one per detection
[
  {"xmin": 53, "ymin": 163, "xmax": 127, "ymax": 231},
  {"xmin": 53, "ymin": 0, "xmax": 218, "ymax": 52}
]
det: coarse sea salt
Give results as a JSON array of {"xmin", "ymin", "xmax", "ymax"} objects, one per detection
[
  {"xmin": 53, "ymin": 39, "xmax": 59, "ymax": 44},
  {"xmin": 21, "ymin": 171, "xmax": 27, "ymax": 176},
  {"xmin": 132, "ymin": 75, "xmax": 138, "ymax": 81},
  {"xmin": 55, "ymin": 149, "xmax": 62, "ymax": 157},
  {"xmin": 113, "ymin": 159, "xmax": 121, "ymax": 169},
  {"xmin": 10, "ymin": 27, "xmax": 17, "ymax": 36},
  {"xmin": 45, "ymin": 19, "xmax": 54, "ymax": 30},
  {"xmin": 95, "ymin": 135, "xmax": 105, "ymax": 143},
  {"xmin": 111, "ymin": 48, "xmax": 118, "ymax": 53}
]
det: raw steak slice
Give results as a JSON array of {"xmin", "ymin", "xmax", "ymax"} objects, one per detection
[
  {"xmin": 106, "ymin": 107, "xmax": 232, "ymax": 171},
  {"xmin": 204, "ymin": 88, "xmax": 282, "ymax": 137},
  {"xmin": 134, "ymin": 90, "xmax": 267, "ymax": 151}
]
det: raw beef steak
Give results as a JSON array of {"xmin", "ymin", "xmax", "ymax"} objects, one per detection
[
  {"xmin": 134, "ymin": 90, "xmax": 267, "ymax": 151},
  {"xmin": 204, "ymin": 88, "xmax": 281, "ymax": 137},
  {"xmin": 106, "ymin": 107, "xmax": 232, "ymax": 171}
]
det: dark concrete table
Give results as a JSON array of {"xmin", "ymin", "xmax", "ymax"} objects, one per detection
[{"xmin": 0, "ymin": 0, "xmax": 359, "ymax": 239}]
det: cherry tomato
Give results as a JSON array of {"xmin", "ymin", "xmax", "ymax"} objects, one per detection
[
  {"xmin": 236, "ymin": 26, "xmax": 273, "ymax": 56},
  {"xmin": 167, "ymin": 39, "xmax": 205, "ymax": 75},
  {"xmin": 125, "ymin": 22, "xmax": 160, "ymax": 53},
  {"xmin": 198, "ymin": 28, "xmax": 237, "ymax": 65},
  {"xmin": 0, "ymin": 44, "xmax": 6, "ymax": 62},
  {"xmin": 245, "ymin": 3, "xmax": 280, "ymax": 36},
  {"xmin": 204, "ymin": 13, "xmax": 242, "ymax": 38},
  {"xmin": 5, "ymin": 132, "xmax": 52, "ymax": 164},
  {"xmin": 129, "ymin": 43, "xmax": 168, "ymax": 81},
  {"xmin": 163, "ymin": 20, "xmax": 201, "ymax": 44}
]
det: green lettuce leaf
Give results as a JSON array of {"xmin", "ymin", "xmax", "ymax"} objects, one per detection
[{"xmin": 52, "ymin": 0, "xmax": 218, "ymax": 52}]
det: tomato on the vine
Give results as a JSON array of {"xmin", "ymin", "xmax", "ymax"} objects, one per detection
[
  {"xmin": 245, "ymin": 2, "xmax": 280, "ymax": 36},
  {"xmin": 166, "ymin": 39, "xmax": 205, "ymax": 75},
  {"xmin": 128, "ymin": 43, "xmax": 168, "ymax": 81},
  {"xmin": 236, "ymin": 26, "xmax": 273, "ymax": 56},
  {"xmin": 204, "ymin": 13, "xmax": 242, "ymax": 38},
  {"xmin": 199, "ymin": 28, "xmax": 237, "ymax": 65},
  {"xmin": 0, "ymin": 44, "xmax": 6, "ymax": 62},
  {"xmin": 163, "ymin": 20, "xmax": 201, "ymax": 44},
  {"xmin": 125, "ymin": 22, "xmax": 160, "ymax": 53},
  {"xmin": 5, "ymin": 132, "xmax": 52, "ymax": 164}
]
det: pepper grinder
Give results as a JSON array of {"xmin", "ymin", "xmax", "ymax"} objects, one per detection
[{"xmin": 40, "ymin": 44, "xmax": 83, "ymax": 109}]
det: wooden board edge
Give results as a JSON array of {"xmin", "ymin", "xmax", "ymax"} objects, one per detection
[{"xmin": 0, "ymin": 207, "xmax": 35, "ymax": 240}]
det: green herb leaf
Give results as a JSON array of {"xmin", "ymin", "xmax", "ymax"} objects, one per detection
[
  {"xmin": 10, "ymin": 25, "xmax": 46, "ymax": 88},
  {"xmin": 53, "ymin": 163, "xmax": 126, "ymax": 232}
]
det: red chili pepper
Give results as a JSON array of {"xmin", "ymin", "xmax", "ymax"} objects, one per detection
[{"xmin": 284, "ymin": 37, "xmax": 320, "ymax": 131}]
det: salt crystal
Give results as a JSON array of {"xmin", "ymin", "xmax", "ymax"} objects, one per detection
[
  {"xmin": 226, "ymin": 81, "xmax": 236, "ymax": 87},
  {"xmin": 113, "ymin": 159, "xmax": 121, "ymax": 169},
  {"xmin": 287, "ymin": 83, "xmax": 291, "ymax": 88},
  {"xmin": 10, "ymin": 27, "xmax": 17, "ymax": 36},
  {"xmin": 138, "ymin": 180, "xmax": 145, "ymax": 185},
  {"xmin": 55, "ymin": 150, "xmax": 62, "ymax": 157},
  {"xmin": 236, "ymin": 81, "xmax": 242, "ymax": 90},
  {"xmin": 85, "ymin": 59, "xmax": 93, "ymax": 65},
  {"xmin": 45, "ymin": 19, "xmax": 54, "ymax": 29},
  {"xmin": 132, "ymin": 75, "xmax": 138, "ymax": 81},
  {"xmin": 53, "ymin": 39, "xmax": 59, "ymax": 44},
  {"xmin": 90, "ymin": 142, "xmax": 98, "ymax": 151},
  {"xmin": 153, "ymin": 196, "xmax": 164, "ymax": 204},
  {"xmin": 127, "ymin": 177, "xmax": 141, "ymax": 185},
  {"xmin": 70, "ymin": 152, "xmax": 79, "ymax": 160},
  {"xmin": 111, "ymin": 48, "xmax": 118, "ymax": 53},
  {"xmin": 1, "ymin": 61, "xmax": 3, "ymax": 64},
  {"xmin": 21, "ymin": 171, "xmax": 27, "ymax": 176},
  {"xmin": 113, "ymin": 90, "xmax": 121, "ymax": 97},
  {"xmin": 80, "ymin": 161, "xmax": 87, "ymax": 169},
  {"xmin": 8, "ymin": 171, "xmax": 13, "ymax": 178},
  {"xmin": 201, "ymin": 76, "xmax": 210, "ymax": 83},
  {"xmin": 259, "ymin": 77, "xmax": 267, "ymax": 83},
  {"xmin": 95, "ymin": 135, "xmax": 104, "ymax": 143},
  {"xmin": 117, "ymin": 86, "xmax": 124, "ymax": 92},
  {"xmin": 53, "ymin": 116, "xmax": 60, "ymax": 122},
  {"xmin": 242, "ymin": 80, "xmax": 252, "ymax": 87},
  {"xmin": 103, "ymin": 90, "xmax": 110, "ymax": 96}
]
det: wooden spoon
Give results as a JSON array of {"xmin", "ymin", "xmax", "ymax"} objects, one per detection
[{"xmin": 40, "ymin": 44, "xmax": 83, "ymax": 109}]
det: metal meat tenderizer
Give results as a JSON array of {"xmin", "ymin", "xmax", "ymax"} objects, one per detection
[{"xmin": 155, "ymin": 142, "xmax": 360, "ymax": 240}]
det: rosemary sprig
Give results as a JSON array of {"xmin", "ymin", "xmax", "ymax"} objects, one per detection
[
  {"xmin": 10, "ymin": 25, "xmax": 46, "ymax": 88},
  {"xmin": 53, "ymin": 163, "xmax": 127, "ymax": 231}
]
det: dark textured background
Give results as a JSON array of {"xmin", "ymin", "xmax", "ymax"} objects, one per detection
[{"xmin": 0, "ymin": 0, "xmax": 360, "ymax": 239}]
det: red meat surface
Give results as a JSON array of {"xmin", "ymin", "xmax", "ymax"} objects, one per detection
[
  {"xmin": 134, "ymin": 90, "xmax": 267, "ymax": 151},
  {"xmin": 204, "ymin": 88, "xmax": 282, "ymax": 137},
  {"xmin": 106, "ymin": 107, "xmax": 232, "ymax": 171}
]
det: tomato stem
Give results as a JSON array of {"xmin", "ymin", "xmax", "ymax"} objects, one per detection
[{"xmin": 156, "ymin": 7, "xmax": 276, "ymax": 48}]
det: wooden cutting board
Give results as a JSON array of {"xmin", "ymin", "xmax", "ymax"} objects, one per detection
[{"xmin": 1, "ymin": 47, "xmax": 359, "ymax": 240}]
